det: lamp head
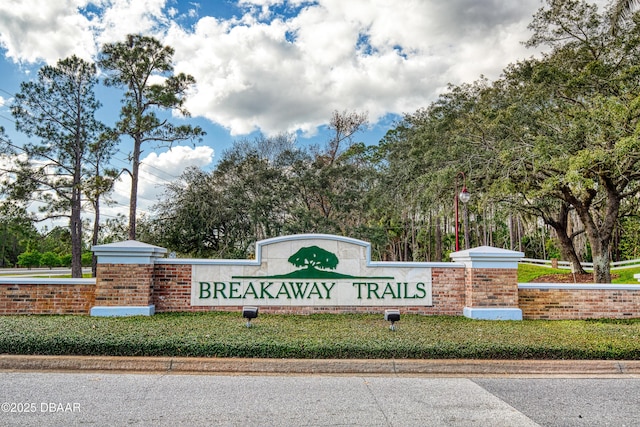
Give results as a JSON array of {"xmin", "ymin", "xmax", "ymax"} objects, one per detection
[
  {"xmin": 242, "ymin": 306, "xmax": 259, "ymax": 327},
  {"xmin": 384, "ymin": 309, "xmax": 400, "ymax": 331},
  {"xmin": 459, "ymin": 187, "xmax": 471, "ymax": 204}
]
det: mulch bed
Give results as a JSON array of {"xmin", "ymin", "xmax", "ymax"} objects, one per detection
[{"xmin": 533, "ymin": 273, "xmax": 618, "ymax": 283}]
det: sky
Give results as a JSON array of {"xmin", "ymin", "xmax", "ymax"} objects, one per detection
[{"xmin": 0, "ymin": 0, "xmax": 596, "ymax": 225}]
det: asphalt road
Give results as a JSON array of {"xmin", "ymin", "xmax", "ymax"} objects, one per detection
[{"xmin": 1, "ymin": 372, "xmax": 639, "ymax": 426}]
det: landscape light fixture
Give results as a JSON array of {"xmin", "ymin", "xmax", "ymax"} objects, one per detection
[
  {"xmin": 242, "ymin": 306, "xmax": 259, "ymax": 327},
  {"xmin": 384, "ymin": 309, "xmax": 401, "ymax": 331},
  {"xmin": 454, "ymin": 171, "xmax": 471, "ymax": 252}
]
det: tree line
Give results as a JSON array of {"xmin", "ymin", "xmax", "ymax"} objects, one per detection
[{"xmin": 2, "ymin": 1, "xmax": 640, "ymax": 283}]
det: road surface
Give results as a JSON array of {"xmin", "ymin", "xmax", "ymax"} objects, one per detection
[{"xmin": 1, "ymin": 372, "xmax": 639, "ymax": 426}]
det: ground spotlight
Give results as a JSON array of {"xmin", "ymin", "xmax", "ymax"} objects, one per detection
[
  {"xmin": 242, "ymin": 306, "xmax": 259, "ymax": 327},
  {"xmin": 384, "ymin": 309, "xmax": 400, "ymax": 331}
]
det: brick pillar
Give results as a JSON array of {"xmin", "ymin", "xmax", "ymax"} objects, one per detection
[
  {"xmin": 450, "ymin": 246, "xmax": 523, "ymax": 320},
  {"xmin": 90, "ymin": 240, "xmax": 167, "ymax": 316}
]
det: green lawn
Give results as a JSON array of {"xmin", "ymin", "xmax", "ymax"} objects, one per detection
[
  {"xmin": 517, "ymin": 263, "xmax": 568, "ymax": 282},
  {"xmin": 518, "ymin": 263, "xmax": 640, "ymax": 284},
  {"xmin": 612, "ymin": 267, "xmax": 640, "ymax": 284},
  {"xmin": 1, "ymin": 312, "xmax": 638, "ymax": 360}
]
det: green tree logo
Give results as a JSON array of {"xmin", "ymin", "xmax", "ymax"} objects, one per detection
[
  {"xmin": 233, "ymin": 245, "xmax": 391, "ymax": 280},
  {"xmin": 288, "ymin": 246, "xmax": 338, "ymax": 272}
]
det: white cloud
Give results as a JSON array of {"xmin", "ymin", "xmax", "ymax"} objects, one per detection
[
  {"xmin": 169, "ymin": 0, "xmax": 543, "ymax": 135},
  {"xmin": 0, "ymin": 0, "xmax": 170, "ymax": 64},
  {"xmin": 0, "ymin": 0, "xmax": 97, "ymax": 64},
  {"xmin": 95, "ymin": 0, "xmax": 169, "ymax": 45},
  {"xmin": 0, "ymin": 0, "xmax": 613, "ymax": 137},
  {"xmin": 109, "ymin": 145, "xmax": 214, "ymax": 217}
]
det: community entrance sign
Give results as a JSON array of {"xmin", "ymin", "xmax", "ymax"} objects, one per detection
[
  {"xmin": 192, "ymin": 234, "xmax": 433, "ymax": 307},
  {"xmin": 87, "ymin": 234, "xmax": 526, "ymax": 319}
]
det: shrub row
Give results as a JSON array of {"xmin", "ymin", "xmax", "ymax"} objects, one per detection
[{"xmin": 1, "ymin": 313, "xmax": 639, "ymax": 359}]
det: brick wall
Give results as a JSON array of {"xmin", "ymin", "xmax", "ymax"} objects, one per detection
[
  {"xmin": 430, "ymin": 267, "xmax": 465, "ymax": 315},
  {"xmin": 0, "ymin": 280, "xmax": 95, "ymax": 314},
  {"xmin": 152, "ymin": 264, "xmax": 466, "ymax": 315},
  {"xmin": 0, "ymin": 266, "xmax": 465, "ymax": 316},
  {"xmin": 465, "ymin": 268, "xmax": 519, "ymax": 308},
  {"xmin": 94, "ymin": 264, "xmax": 154, "ymax": 307},
  {"xmin": 2, "ymin": 267, "xmax": 640, "ymax": 319},
  {"xmin": 519, "ymin": 284, "xmax": 640, "ymax": 319},
  {"xmin": 153, "ymin": 264, "xmax": 197, "ymax": 312}
]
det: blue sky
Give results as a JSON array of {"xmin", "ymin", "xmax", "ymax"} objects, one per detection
[{"xmin": 0, "ymin": 0, "xmax": 593, "ymax": 221}]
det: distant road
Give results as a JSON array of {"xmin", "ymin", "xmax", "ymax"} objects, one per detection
[{"xmin": 0, "ymin": 267, "xmax": 92, "ymax": 277}]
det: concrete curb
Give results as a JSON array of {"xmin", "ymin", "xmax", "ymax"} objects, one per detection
[{"xmin": 1, "ymin": 355, "xmax": 640, "ymax": 376}]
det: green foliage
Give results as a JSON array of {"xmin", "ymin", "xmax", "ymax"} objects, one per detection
[
  {"xmin": 619, "ymin": 217, "xmax": 640, "ymax": 259},
  {"xmin": 38, "ymin": 227, "xmax": 71, "ymax": 254},
  {"xmin": 368, "ymin": 0, "xmax": 640, "ymax": 278},
  {"xmin": 146, "ymin": 121, "xmax": 378, "ymax": 259},
  {"xmin": 0, "ymin": 313, "xmax": 639, "ymax": 360},
  {"xmin": 59, "ymin": 254, "xmax": 72, "ymax": 268},
  {"xmin": 545, "ymin": 238, "xmax": 561, "ymax": 260},
  {"xmin": 17, "ymin": 251, "xmax": 41, "ymax": 269},
  {"xmin": 39, "ymin": 252, "xmax": 61, "ymax": 269},
  {"xmin": 0, "ymin": 204, "xmax": 38, "ymax": 268},
  {"xmin": 81, "ymin": 251, "xmax": 93, "ymax": 267}
]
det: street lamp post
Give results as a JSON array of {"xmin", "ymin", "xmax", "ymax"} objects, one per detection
[{"xmin": 454, "ymin": 172, "xmax": 471, "ymax": 252}]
